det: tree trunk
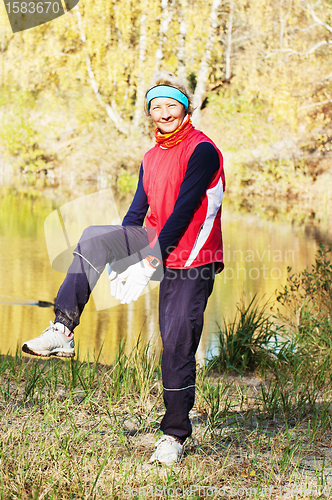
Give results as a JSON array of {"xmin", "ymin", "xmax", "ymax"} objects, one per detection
[
  {"xmin": 225, "ymin": 0, "xmax": 233, "ymax": 80},
  {"xmin": 177, "ymin": 0, "xmax": 188, "ymax": 82},
  {"xmin": 192, "ymin": 0, "xmax": 221, "ymax": 124},
  {"xmin": 133, "ymin": 2, "xmax": 148, "ymax": 128},
  {"xmin": 155, "ymin": 0, "xmax": 174, "ymax": 72}
]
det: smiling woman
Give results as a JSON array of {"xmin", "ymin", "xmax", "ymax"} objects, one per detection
[
  {"xmin": 149, "ymin": 97, "xmax": 186, "ymax": 134},
  {"xmin": 144, "ymin": 71, "xmax": 195, "ymax": 117},
  {"xmin": 22, "ymin": 71, "xmax": 226, "ymax": 466}
]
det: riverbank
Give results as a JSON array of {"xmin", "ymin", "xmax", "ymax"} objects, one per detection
[{"xmin": 1, "ymin": 249, "xmax": 332, "ymax": 498}]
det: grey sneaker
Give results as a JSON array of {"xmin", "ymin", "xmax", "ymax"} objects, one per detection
[
  {"xmin": 22, "ymin": 322, "xmax": 75, "ymax": 357},
  {"xmin": 149, "ymin": 435, "xmax": 184, "ymax": 465}
]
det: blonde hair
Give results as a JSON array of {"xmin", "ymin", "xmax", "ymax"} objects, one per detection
[{"xmin": 144, "ymin": 71, "xmax": 194, "ymax": 116}]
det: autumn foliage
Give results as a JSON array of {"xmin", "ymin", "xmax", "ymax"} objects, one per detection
[{"xmin": 0, "ymin": 0, "xmax": 331, "ymax": 218}]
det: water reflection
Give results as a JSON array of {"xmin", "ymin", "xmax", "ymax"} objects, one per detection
[{"xmin": 0, "ymin": 189, "xmax": 325, "ymax": 365}]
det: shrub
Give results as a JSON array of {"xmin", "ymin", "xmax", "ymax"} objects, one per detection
[{"xmin": 276, "ymin": 244, "xmax": 332, "ymax": 322}]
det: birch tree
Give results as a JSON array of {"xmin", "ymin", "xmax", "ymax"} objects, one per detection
[
  {"xmin": 155, "ymin": 0, "xmax": 174, "ymax": 72},
  {"xmin": 177, "ymin": 0, "xmax": 188, "ymax": 82},
  {"xmin": 2, "ymin": 0, "xmax": 332, "ymax": 142},
  {"xmin": 192, "ymin": 0, "xmax": 222, "ymax": 124},
  {"xmin": 75, "ymin": 4, "xmax": 129, "ymax": 134},
  {"xmin": 133, "ymin": 0, "xmax": 148, "ymax": 128},
  {"xmin": 225, "ymin": 0, "xmax": 234, "ymax": 80}
]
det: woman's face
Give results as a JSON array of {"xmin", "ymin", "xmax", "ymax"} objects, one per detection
[{"xmin": 149, "ymin": 97, "xmax": 186, "ymax": 134}]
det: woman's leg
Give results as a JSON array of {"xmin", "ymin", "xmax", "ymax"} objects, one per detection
[
  {"xmin": 158, "ymin": 264, "xmax": 215, "ymax": 442},
  {"xmin": 22, "ymin": 225, "xmax": 152, "ymax": 357},
  {"xmin": 54, "ymin": 225, "xmax": 151, "ymax": 331}
]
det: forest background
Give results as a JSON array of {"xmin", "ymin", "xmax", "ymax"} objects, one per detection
[{"xmin": 0, "ymin": 0, "xmax": 331, "ymax": 225}]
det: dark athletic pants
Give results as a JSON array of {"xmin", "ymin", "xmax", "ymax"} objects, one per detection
[{"xmin": 54, "ymin": 225, "xmax": 215, "ymax": 441}]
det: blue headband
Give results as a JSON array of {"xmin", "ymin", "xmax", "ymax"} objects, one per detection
[{"xmin": 146, "ymin": 85, "xmax": 189, "ymax": 111}]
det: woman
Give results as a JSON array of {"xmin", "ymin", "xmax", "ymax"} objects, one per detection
[{"xmin": 22, "ymin": 71, "xmax": 225, "ymax": 465}]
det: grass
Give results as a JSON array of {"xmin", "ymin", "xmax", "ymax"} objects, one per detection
[
  {"xmin": 207, "ymin": 295, "xmax": 280, "ymax": 374},
  {"xmin": 0, "ymin": 340, "xmax": 332, "ymax": 499},
  {"xmin": 1, "ymin": 248, "xmax": 332, "ymax": 498}
]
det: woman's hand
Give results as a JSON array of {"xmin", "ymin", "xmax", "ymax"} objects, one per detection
[
  {"xmin": 108, "ymin": 259, "xmax": 157, "ymax": 304},
  {"xmin": 108, "ymin": 269, "xmax": 123, "ymax": 299}
]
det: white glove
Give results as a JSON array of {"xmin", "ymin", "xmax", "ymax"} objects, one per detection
[
  {"xmin": 108, "ymin": 269, "xmax": 123, "ymax": 299},
  {"xmin": 111, "ymin": 259, "xmax": 156, "ymax": 304}
]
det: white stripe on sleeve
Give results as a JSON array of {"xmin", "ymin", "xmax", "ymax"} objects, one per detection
[{"xmin": 184, "ymin": 177, "xmax": 224, "ymax": 268}]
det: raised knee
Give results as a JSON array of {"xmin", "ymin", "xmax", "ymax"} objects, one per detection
[{"xmin": 80, "ymin": 226, "xmax": 99, "ymax": 241}]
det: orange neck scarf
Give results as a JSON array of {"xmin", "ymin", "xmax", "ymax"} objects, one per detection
[{"xmin": 155, "ymin": 115, "xmax": 194, "ymax": 149}]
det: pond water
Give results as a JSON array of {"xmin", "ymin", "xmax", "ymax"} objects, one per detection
[{"xmin": 0, "ymin": 188, "xmax": 328, "ymax": 365}]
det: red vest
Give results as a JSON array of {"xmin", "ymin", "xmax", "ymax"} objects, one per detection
[{"xmin": 143, "ymin": 128, "xmax": 225, "ymax": 269}]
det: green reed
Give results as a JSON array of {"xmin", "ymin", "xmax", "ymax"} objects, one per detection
[{"xmin": 208, "ymin": 294, "xmax": 280, "ymax": 374}]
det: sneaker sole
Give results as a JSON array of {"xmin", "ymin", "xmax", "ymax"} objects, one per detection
[
  {"xmin": 22, "ymin": 344, "xmax": 75, "ymax": 358},
  {"xmin": 149, "ymin": 451, "xmax": 183, "ymax": 465},
  {"xmin": 149, "ymin": 456, "xmax": 181, "ymax": 466}
]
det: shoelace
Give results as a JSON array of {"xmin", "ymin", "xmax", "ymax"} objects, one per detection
[
  {"xmin": 39, "ymin": 322, "xmax": 69, "ymax": 341},
  {"xmin": 154, "ymin": 436, "xmax": 183, "ymax": 447},
  {"xmin": 36, "ymin": 322, "xmax": 55, "ymax": 338},
  {"xmin": 41, "ymin": 321, "xmax": 58, "ymax": 334}
]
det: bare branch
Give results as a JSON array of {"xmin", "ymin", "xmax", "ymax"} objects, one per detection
[
  {"xmin": 307, "ymin": 3, "xmax": 332, "ymax": 33},
  {"xmin": 75, "ymin": 7, "xmax": 86, "ymax": 43},
  {"xmin": 264, "ymin": 39, "xmax": 331, "ymax": 58},
  {"xmin": 313, "ymin": 72, "xmax": 332, "ymax": 85},
  {"xmin": 298, "ymin": 22, "xmax": 319, "ymax": 32},
  {"xmin": 299, "ymin": 98, "xmax": 332, "ymax": 110}
]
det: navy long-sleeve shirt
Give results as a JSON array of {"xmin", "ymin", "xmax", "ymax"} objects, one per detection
[{"xmin": 122, "ymin": 142, "xmax": 220, "ymax": 261}]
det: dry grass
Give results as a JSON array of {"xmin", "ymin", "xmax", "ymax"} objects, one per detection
[{"xmin": 1, "ymin": 342, "xmax": 332, "ymax": 500}]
